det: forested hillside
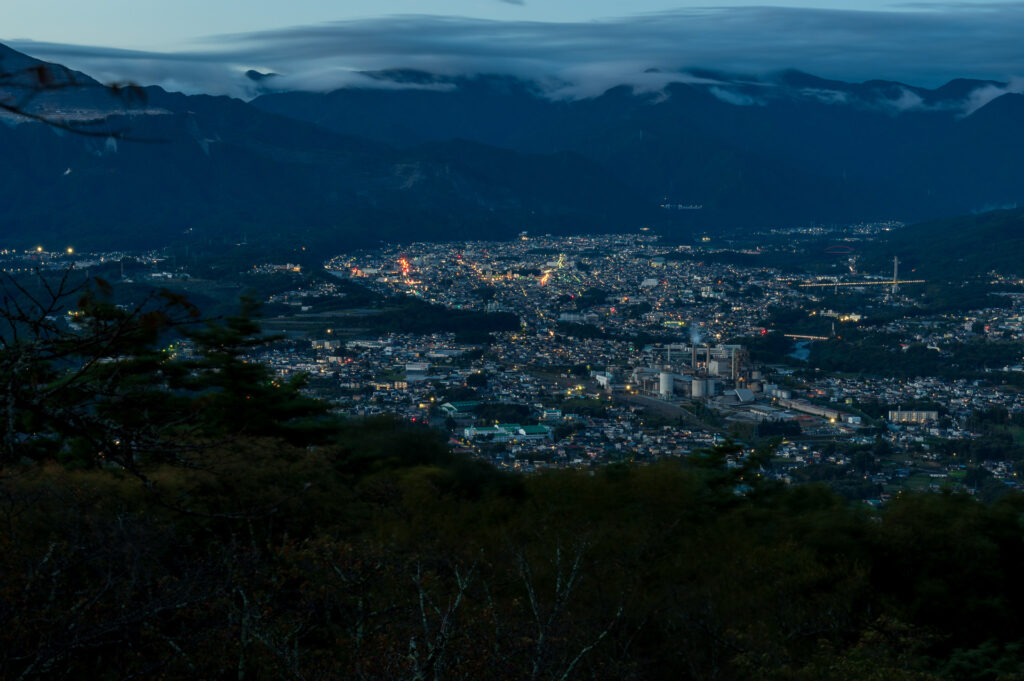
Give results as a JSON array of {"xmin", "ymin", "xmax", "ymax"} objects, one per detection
[{"xmin": 863, "ymin": 207, "xmax": 1024, "ymax": 279}]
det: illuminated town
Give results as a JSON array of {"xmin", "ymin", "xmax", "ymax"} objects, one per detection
[
  {"xmin": 6, "ymin": 229, "xmax": 1023, "ymax": 501},
  {"xmin": 251, "ymin": 229, "xmax": 1024, "ymax": 501}
]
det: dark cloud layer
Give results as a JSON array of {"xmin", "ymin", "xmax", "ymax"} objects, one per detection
[{"xmin": 7, "ymin": 4, "xmax": 1024, "ymax": 99}]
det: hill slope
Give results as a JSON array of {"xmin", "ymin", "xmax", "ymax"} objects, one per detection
[{"xmin": 863, "ymin": 207, "xmax": 1024, "ymax": 279}]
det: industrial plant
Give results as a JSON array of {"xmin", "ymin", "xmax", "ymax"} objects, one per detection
[{"xmin": 595, "ymin": 341, "xmax": 761, "ymax": 401}]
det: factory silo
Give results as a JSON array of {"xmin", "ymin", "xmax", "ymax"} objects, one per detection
[
  {"xmin": 659, "ymin": 372, "xmax": 674, "ymax": 398},
  {"xmin": 691, "ymin": 379, "xmax": 707, "ymax": 398}
]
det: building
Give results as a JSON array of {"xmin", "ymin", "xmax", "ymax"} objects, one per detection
[
  {"xmin": 889, "ymin": 410, "xmax": 939, "ymax": 424},
  {"xmin": 517, "ymin": 425, "xmax": 553, "ymax": 441},
  {"xmin": 463, "ymin": 426, "xmax": 512, "ymax": 442},
  {"xmin": 777, "ymin": 398, "xmax": 843, "ymax": 421},
  {"xmin": 463, "ymin": 423, "xmax": 552, "ymax": 442},
  {"xmin": 440, "ymin": 401, "xmax": 480, "ymax": 417}
]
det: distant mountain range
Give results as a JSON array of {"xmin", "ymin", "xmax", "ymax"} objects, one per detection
[
  {"xmin": 2, "ymin": 42, "xmax": 1023, "ymax": 251},
  {"xmin": 0, "ymin": 44, "xmax": 650, "ymax": 251},
  {"xmin": 253, "ymin": 69, "xmax": 1024, "ymax": 227}
]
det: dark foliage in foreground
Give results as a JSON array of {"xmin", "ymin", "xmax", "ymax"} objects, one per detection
[{"xmin": 3, "ymin": 279, "xmax": 1024, "ymax": 680}]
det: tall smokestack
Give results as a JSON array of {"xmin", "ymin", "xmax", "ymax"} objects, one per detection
[{"xmin": 691, "ymin": 344, "xmax": 697, "ymax": 371}]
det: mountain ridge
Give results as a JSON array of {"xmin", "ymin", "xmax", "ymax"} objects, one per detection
[
  {"xmin": 250, "ymin": 68, "xmax": 1024, "ymax": 228},
  {"xmin": 0, "ymin": 42, "xmax": 658, "ymax": 251},
  {"xmin": 2, "ymin": 41, "xmax": 1023, "ymax": 252}
]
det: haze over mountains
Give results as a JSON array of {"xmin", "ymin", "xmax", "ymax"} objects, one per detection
[{"xmin": 1, "ymin": 41, "xmax": 1022, "ymax": 251}]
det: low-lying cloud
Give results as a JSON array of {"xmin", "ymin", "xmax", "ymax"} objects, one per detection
[
  {"xmin": 962, "ymin": 76, "xmax": 1024, "ymax": 115},
  {"xmin": 6, "ymin": 3, "xmax": 1024, "ymax": 106}
]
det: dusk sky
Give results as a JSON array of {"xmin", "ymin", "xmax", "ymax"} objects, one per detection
[{"xmin": 3, "ymin": 1, "xmax": 1024, "ymax": 98}]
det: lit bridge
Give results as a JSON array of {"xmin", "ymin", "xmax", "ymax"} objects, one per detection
[{"xmin": 797, "ymin": 279, "xmax": 925, "ymax": 288}]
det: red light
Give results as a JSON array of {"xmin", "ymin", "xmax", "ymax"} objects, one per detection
[{"xmin": 761, "ymin": 328, "xmax": 767, "ymax": 335}]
